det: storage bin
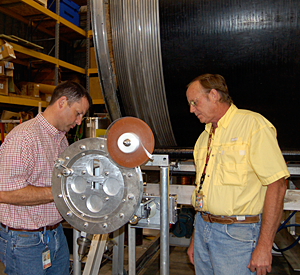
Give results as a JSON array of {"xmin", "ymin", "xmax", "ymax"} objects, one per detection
[{"xmin": 48, "ymin": 0, "xmax": 79, "ymax": 26}]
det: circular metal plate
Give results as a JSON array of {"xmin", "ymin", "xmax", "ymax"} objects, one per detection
[
  {"xmin": 106, "ymin": 117, "xmax": 155, "ymax": 168},
  {"xmin": 52, "ymin": 137, "xmax": 143, "ymax": 234}
]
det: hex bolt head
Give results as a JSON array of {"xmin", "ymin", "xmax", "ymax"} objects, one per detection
[
  {"xmin": 128, "ymin": 194, "xmax": 134, "ymax": 200},
  {"xmin": 80, "ymin": 145, "xmax": 86, "ymax": 150},
  {"xmin": 66, "ymin": 211, "xmax": 72, "ymax": 217}
]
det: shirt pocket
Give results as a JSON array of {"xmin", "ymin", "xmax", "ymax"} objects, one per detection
[{"xmin": 215, "ymin": 144, "xmax": 247, "ymax": 186}]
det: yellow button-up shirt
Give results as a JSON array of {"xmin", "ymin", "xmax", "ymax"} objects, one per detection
[{"xmin": 192, "ymin": 104, "xmax": 290, "ymax": 216}]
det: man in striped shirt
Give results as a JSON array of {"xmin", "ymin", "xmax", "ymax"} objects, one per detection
[{"xmin": 0, "ymin": 81, "xmax": 92, "ymax": 275}]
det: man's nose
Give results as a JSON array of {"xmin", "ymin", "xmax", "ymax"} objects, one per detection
[
  {"xmin": 76, "ymin": 115, "xmax": 83, "ymax": 125},
  {"xmin": 190, "ymin": 104, "xmax": 196, "ymax": 113}
]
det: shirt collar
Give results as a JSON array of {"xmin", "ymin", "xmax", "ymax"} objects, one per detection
[
  {"xmin": 36, "ymin": 113, "xmax": 66, "ymax": 138},
  {"xmin": 205, "ymin": 104, "xmax": 238, "ymax": 133}
]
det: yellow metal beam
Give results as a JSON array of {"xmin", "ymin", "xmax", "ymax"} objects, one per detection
[
  {"xmin": 11, "ymin": 42, "xmax": 85, "ymax": 74},
  {"xmin": 58, "ymin": 60, "xmax": 86, "ymax": 74},
  {"xmin": 88, "ymin": 68, "xmax": 98, "ymax": 75},
  {"xmin": 0, "ymin": 7, "xmax": 69, "ymax": 44},
  {"xmin": 12, "ymin": 42, "xmax": 58, "ymax": 64},
  {"xmin": 92, "ymin": 99, "xmax": 105, "ymax": 105},
  {"xmin": 0, "ymin": 95, "xmax": 48, "ymax": 107},
  {"xmin": 20, "ymin": 0, "xmax": 86, "ymax": 37}
]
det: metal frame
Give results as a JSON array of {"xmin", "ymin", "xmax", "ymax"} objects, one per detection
[{"xmin": 128, "ymin": 154, "xmax": 170, "ymax": 275}]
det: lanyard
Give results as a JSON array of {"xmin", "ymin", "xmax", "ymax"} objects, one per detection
[{"xmin": 198, "ymin": 126, "xmax": 214, "ymax": 192}]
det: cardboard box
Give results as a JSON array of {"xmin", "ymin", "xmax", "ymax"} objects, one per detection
[
  {"xmin": 89, "ymin": 77, "xmax": 103, "ymax": 100},
  {"xmin": 1, "ymin": 110, "xmax": 21, "ymax": 120},
  {"xmin": 40, "ymin": 93, "xmax": 52, "ymax": 102},
  {"xmin": 0, "ymin": 76, "xmax": 8, "ymax": 95},
  {"xmin": 27, "ymin": 82, "xmax": 40, "ymax": 97},
  {"xmin": 20, "ymin": 84, "xmax": 28, "ymax": 95},
  {"xmin": 0, "ymin": 39, "xmax": 16, "ymax": 61},
  {"xmin": 0, "ymin": 61, "xmax": 14, "ymax": 77}
]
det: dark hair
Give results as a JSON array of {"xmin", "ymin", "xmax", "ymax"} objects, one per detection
[
  {"xmin": 188, "ymin": 73, "xmax": 233, "ymax": 104},
  {"xmin": 49, "ymin": 81, "xmax": 93, "ymax": 107}
]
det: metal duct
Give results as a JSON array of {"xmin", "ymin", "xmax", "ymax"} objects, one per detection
[
  {"xmin": 93, "ymin": 0, "xmax": 300, "ymax": 151},
  {"xmin": 91, "ymin": 0, "xmax": 121, "ymax": 122},
  {"xmin": 110, "ymin": 0, "xmax": 177, "ymax": 148}
]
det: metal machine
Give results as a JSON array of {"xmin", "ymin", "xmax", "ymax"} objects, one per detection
[{"xmin": 51, "ymin": 117, "xmax": 178, "ymax": 274}]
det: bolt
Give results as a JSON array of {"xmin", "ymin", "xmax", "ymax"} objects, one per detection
[
  {"xmin": 80, "ymin": 145, "xmax": 86, "ymax": 150},
  {"xmin": 123, "ymin": 139, "xmax": 131, "ymax": 147},
  {"xmin": 66, "ymin": 211, "xmax": 72, "ymax": 217},
  {"xmin": 128, "ymin": 194, "xmax": 134, "ymax": 200},
  {"xmin": 103, "ymin": 223, "xmax": 107, "ymax": 228}
]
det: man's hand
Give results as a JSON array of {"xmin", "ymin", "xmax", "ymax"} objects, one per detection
[
  {"xmin": 247, "ymin": 244, "xmax": 272, "ymax": 275},
  {"xmin": 247, "ymin": 177, "xmax": 286, "ymax": 275}
]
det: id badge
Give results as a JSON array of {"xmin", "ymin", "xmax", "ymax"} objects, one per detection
[
  {"xmin": 42, "ymin": 247, "xmax": 51, "ymax": 269},
  {"xmin": 195, "ymin": 189, "xmax": 204, "ymax": 211}
]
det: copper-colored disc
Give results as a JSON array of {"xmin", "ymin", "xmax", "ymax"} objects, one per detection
[{"xmin": 106, "ymin": 117, "xmax": 155, "ymax": 168}]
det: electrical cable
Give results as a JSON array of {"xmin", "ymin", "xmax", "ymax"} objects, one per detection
[
  {"xmin": 273, "ymin": 211, "xmax": 300, "ymax": 252},
  {"xmin": 74, "ymin": 117, "xmax": 86, "ymax": 142}
]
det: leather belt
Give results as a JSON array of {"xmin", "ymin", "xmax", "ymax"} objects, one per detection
[
  {"xmin": 200, "ymin": 212, "xmax": 260, "ymax": 224},
  {"xmin": 0, "ymin": 223, "xmax": 60, "ymax": 232}
]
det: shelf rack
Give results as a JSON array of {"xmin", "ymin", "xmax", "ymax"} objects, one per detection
[{"xmin": 0, "ymin": 0, "xmax": 105, "ymax": 106}]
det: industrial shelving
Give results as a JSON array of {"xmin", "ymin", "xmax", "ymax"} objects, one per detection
[{"xmin": 0, "ymin": 0, "xmax": 105, "ymax": 106}]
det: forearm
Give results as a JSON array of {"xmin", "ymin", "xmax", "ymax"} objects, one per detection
[
  {"xmin": 187, "ymin": 229, "xmax": 195, "ymax": 265},
  {"xmin": 0, "ymin": 185, "xmax": 53, "ymax": 206},
  {"xmin": 257, "ymin": 178, "xmax": 287, "ymax": 249}
]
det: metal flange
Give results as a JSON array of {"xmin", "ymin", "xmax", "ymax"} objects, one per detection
[{"xmin": 52, "ymin": 137, "xmax": 143, "ymax": 234}]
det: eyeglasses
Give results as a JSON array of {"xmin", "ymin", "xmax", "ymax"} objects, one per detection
[
  {"xmin": 188, "ymin": 96, "xmax": 201, "ymax": 107},
  {"xmin": 188, "ymin": 90, "xmax": 211, "ymax": 107}
]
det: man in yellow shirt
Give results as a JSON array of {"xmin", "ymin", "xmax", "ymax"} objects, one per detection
[{"xmin": 186, "ymin": 73, "xmax": 289, "ymax": 275}]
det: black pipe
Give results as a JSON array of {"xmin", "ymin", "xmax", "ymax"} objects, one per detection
[{"xmin": 153, "ymin": 148, "xmax": 300, "ymax": 161}]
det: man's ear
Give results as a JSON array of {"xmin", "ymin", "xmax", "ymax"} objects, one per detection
[
  {"xmin": 209, "ymin": 89, "xmax": 220, "ymax": 103},
  {"xmin": 57, "ymin": 96, "xmax": 67, "ymax": 109}
]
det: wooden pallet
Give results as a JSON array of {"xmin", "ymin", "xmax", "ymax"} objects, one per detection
[{"xmin": 33, "ymin": 0, "xmax": 47, "ymax": 8}]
